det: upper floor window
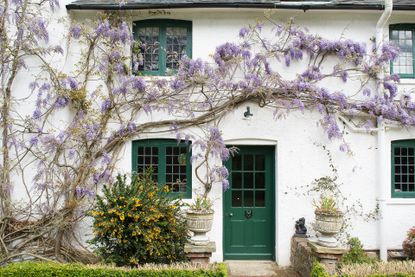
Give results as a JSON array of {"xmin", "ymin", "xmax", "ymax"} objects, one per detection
[
  {"xmin": 132, "ymin": 19, "xmax": 192, "ymax": 76},
  {"xmin": 390, "ymin": 24, "xmax": 415, "ymax": 78},
  {"xmin": 132, "ymin": 139, "xmax": 192, "ymax": 199},
  {"xmin": 392, "ymin": 140, "xmax": 415, "ymax": 198}
]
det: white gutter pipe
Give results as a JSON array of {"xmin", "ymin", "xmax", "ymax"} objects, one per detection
[{"xmin": 376, "ymin": 0, "xmax": 393, "ymax": 262}]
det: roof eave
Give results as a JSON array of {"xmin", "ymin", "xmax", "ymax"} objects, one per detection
[
  {"xmin": 66, "ymin": 3, "xmax": 277, "ymax": 10},
  {"xmin": 65, "ymin": 3, "xmax": 415, "ymax": 11}
]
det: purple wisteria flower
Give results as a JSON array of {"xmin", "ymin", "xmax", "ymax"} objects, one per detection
[
  {"xmin": 101, "ymin": 98, "xmax": 112, "ymax": 112},
  {"xmin": 383, "ymin": 81, "xmax": 398, "ymax": 99},
  {"xmin": 32, "ymin": 109, "xmax": 41, "ymax": 120},
  {"xmin": 69, "ymin": 25, "xmax": 81, "ymax": 39},
  {"xmin": 131, "ymin": 76, "xmax": 146, "ymax": 91},
  {"xmin": 214, "ymin": 42, "xmax": 242, "ymax": 66},
  {"xmin": 48, "ymin": 0, "xmax": 60, "ymax": 11},
  {"xmin": 322, "ymin": 114, "xmax": 342, "ymax": 140},
  {"xmin": 92, "ymin": 169, "xmax": 111, "ymax": 185},
  {"xmin": 102, "ymin": 152, "xmax": 111, "ymax": 165},
  {"xmin": 239, "ymin": 27, "xmax": 249, "ymax": 38},
  {"xmin": 29, "ymin": 137, "xmax": 38, "ymax": 147},
  {"xmin": 205, "ymin": 127, "xmax": 230, "ymax": 162},
  {"xmin": 76, "ymin": 186, "xmax": 95, "ymax": 198},
  {"xmin": 363, "ymin": 88, "xmax": 371, "ymax": 97},
  {"xmin": 96, "ymin": 20, "xmax": 131, "ymax": 43},
  {"xmin": 55, "ymin": 96, "xmax": 69, "ymax": 108},
  {"xmin": 96, "ymin": 20, "xmax": 110, "ymax": 36},
  {"xmin": 339, "ymin": 143, "xmax": 349, "ymax": 153},
  {"xmin": 68, "ymin": 149, "xmax": 76, "ymax": 159},
  {"xmin": 67, "ymin": 77, "xmax": 78, "ymax": 90}
]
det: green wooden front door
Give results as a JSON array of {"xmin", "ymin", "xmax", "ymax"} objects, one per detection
[{"xmin": 223, "ymin": 146, "xmax": 275, "ymax": 260}]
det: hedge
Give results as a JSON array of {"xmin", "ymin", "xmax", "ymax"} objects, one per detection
[{"xmin": 0, "ymin": 261, "xmax": 228, "ymax": 276}]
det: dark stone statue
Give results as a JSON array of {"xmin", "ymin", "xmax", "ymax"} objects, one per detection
[{"xmin": 294, "ymin": 217, "xmax": 307, "ymax": 237}]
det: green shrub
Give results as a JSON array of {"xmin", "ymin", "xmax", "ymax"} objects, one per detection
[
  {"xmin": 340, "ymin": 237, "xmax": 376, "ymax": 266},
  {"xmin": 403, "ymin": 226, "xmax": 415, "ymax": 259},
  {"xmin": 88, "ymin": 172, "xmax": 189, "ymax": 266},
  {"xmin": 0, "ymin": 261, "xmax": 228, "ymax": 276},
  {"xmin": 311, "ymin": 262, "xmax": 330, "ymax": 277}
]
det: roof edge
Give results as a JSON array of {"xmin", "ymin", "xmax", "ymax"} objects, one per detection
[
  {"xmin": 65, "ymin": 2, "xmax": 415, "ymax": 11},
  {"xmin": 66, "ymin": 3, "xmax": 277, "ymax": 10}
]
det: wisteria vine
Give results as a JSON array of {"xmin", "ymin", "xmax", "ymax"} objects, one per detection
[{"xmin": 0, "ymin": 0, "xmax": 409, "ymax": 264}]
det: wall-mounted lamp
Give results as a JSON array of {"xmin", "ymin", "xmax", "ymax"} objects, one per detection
[{"xmin": 244, "ymin": 106, "xmax": 253, "ymax": 118}]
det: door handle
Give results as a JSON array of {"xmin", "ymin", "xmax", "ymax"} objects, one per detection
[{"xmin": 229, "ymin": 213, "xmax": 233, "ymax": 217}]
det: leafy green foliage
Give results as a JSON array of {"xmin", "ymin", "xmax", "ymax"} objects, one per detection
[
  {"xmin": 188, "ymin": 196, "xmax": 213, "ymax": 211},
  {"xmin": 0, "ymin": 262, "xmax": 228, "ymax": 276},
  {"xmin": 311, "ymin": 262, "xmax": 330, "ymax": 277},
  {"xmin": 314, "ymin": 195, "xmax": 341, "ymax": 216},
  {"xmin": 403, "ymin": 227, "xmax": 415, "ymax": 259},
  {"xmin": 340, "ymin": 237, "xmax": 376, "ymax": 266},
  {"xmin": 88, "ymin": 172, "xmax": 189, "ymax": 266}
]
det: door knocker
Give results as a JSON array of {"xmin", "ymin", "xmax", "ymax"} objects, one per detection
[{"xmin": 245, "ymin": 210, "xmax": 253, "ymax": 219}]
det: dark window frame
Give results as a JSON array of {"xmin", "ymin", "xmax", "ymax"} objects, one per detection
[
  {"xmin": 391, "ymin": 139, "xmax": 415, "ymax": 198},
  {"xmin": 132, "ymin": 19, "xmax": 192, "ymax": 76},
  {"xmin": 132, "ymin": 139, "xmax": 192, "ymax": 199},
  {"xmin": 390, "ymin": 24, "xmax": 415, "ymax": 79}
]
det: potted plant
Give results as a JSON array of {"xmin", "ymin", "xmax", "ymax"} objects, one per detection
[
  {"xmin": 185, "ymin": 127, "xmax": 231, "ymax": 245},
  {"xmin": 403, "ymin": 226, "xmax": 415, "ymax": 259},
  {"xmin": 314, "ymin": 194, "xmax": 343, "ymax": 248},
  {"xmin": 185, "ymin": 196, "xmax": 214, "ymax": 245}
]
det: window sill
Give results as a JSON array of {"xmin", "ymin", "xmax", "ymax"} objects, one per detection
[
  {"xmin": 133, "ymin": 74, "xmax": 175, "ymax": 82},
  {"xmin": 386, "ymin": 199, "xmax": 415, "ymax": 205},
  {"xmin": 397, "ymin": 79, "xmax": 415, "ymax": 85}
]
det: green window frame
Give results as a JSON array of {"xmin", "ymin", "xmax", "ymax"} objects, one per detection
[
  {"xmin": 132, "ymin": 19, "xmax": 192, "ymax": 76},
  {"xmin": 132, "ymin": 139, "xmax": 192, "ymax": 199},
  {"xmin": 391, "ymin": 140, "xmax": 415, "ymax": 198},
  {"xmin": 390, "ymin": 24, "xmax": 415, "ymax": 79}
]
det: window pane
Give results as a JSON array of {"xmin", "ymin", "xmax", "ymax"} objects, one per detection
[
  {"xmin": 244, "ymin": 155, "xmax": 254, "ymax": 170},
  {"xmin": 135, "ymin": 140, "xmax": 191, "ymax": 197},
  {"xmin": 244, "ymin": 191, "xmax": 254, "ymax": 207},
  {"xmin": 255, "ymin": 155, "xmax": 265, "ymax": 170},
  {"xmin": 136, "ymin": 146, "xmax": 158, "ymax": 182},
  {"xmin": 393, "ymin": 145, "xmax": 415, "ymax": 194},
  {"xmin": 232, "ymin": 172, "xmax": 242, "ymax": 189},
  {"xmin": 232, "ymin": 190, "xmax": 242, "ymax": 207},
  {"xmin": 138, "ymin": 27, "xmax": 160, "ymax": 71},
  {"xmin": 232, "ymin": 154, "xmax": 242, "ymax": 170},
  {"xmin": 166, "ymin": 27, "xmax": 188, "ymax": 70},
  {"xmin": 255, "ymin": 191, "xmax": 265, "ymax": 207},
  {"xmin": 165, "ymin": 146, "xmax": 188, "ymax": 192},
  {"xmin": 244, "ymin": 172, "xmax": 254, "ymax": 189},
  {"xmin": 255, "ymin": 172, "xmax": 265, "ymax": 189},
  {"xmin": 391, "ymin": 29, "xmax": 414, "ymax": 75}
]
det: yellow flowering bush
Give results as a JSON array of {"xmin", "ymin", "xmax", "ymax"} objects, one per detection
[{"xmin": 88, "ymin": 172, "xmax": 188, "ymax": 266}]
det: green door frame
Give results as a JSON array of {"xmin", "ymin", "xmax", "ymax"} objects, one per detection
[{"xmin": 223, "ymin": 145, "xmax": 276, "ymax": 260}]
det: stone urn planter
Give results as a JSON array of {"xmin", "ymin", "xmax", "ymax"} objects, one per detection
[
  {"xmin": 315, "ymin": 211, "xmax": 343, "ymax": 248},
  {"xmin": 185, "ymin": 209, "xmax": 214, "ymax": 246}
]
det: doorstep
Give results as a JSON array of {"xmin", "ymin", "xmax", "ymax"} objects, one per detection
[{"xmin": 225, "ymin": 260, "xmax": 300, "ymax": 277}]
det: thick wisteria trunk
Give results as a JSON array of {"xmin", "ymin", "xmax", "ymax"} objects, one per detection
[
  {"xmin": 1, "ymin": 87, "xmax": 11, "ymax": 219},
  {"xmin": 0, "ymin": 0, "xmax": 28, "ymax": 221}
]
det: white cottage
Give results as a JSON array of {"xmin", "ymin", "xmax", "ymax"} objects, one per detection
[{"xmin": 8, "ymin": 0, "xmax": 415, "ymax": 267}]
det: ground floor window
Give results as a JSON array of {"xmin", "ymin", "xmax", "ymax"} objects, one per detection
[
  {"xmin": 392, "ymin": 140, "xmax": 415, "ymax": 198},
  {"xmin": 132, "ymin": 139, "xmax": 192, "ymax": 198}
]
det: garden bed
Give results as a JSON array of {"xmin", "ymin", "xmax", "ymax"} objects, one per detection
[
  {"xmin": 312, "ymin": 260, "xmax": 415, "ymax": 276},
  {"xmin": 0, "ymin": 261, "xmax": 228, "ymax": 276}
]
